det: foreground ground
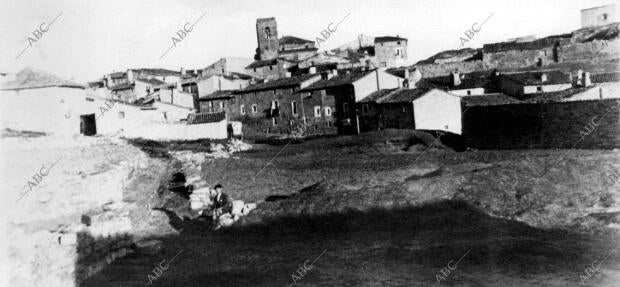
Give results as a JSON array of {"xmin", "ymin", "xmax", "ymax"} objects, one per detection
[{"xmin": 79, "ymin": 130, "xmax": 620, "ymax": 286}]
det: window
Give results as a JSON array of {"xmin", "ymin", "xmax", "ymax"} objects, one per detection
[
  {"xmin": 362, "ymin": 104, "xmax": 369, "ymax": 114},
  {"xmin": 401, "ymin": 107, "xmax": 407, "ymax": 113},
  {"xmin": 467, "ymin": 90, "xmax": 471, "ymax": 95},
  {"xmin": 396, "ymin": 48, "xmax": 402, "ymax": 56},
  {"xmin": 264, "ymin": 27, "xmax": 271, "ymax": 39},
  {"xmin": 252, "ymin": 104, "xmax": 258, "ymax": 113},
  {"xmin": 253, "ymin": 68, "xmax": 257, "ymax": 72},
  {"xmin": 273, "ymin": 90, "xmax": 277, "ymax": 95},
  {"xmin": 240, "ymin": 105, "xmax": 246, "ymax": 115},
  {"xmin": 118, "ymin": 111, "xmax": 125, "ymax": 119},
  {"xmin": 327, "ymin": 121, "xmax": 333, "ymax": 127},
  {"xmin": 536, "ymin": 86, "xmax": 543, "ymax": 92},
  {"xmin": 536, "ymin": 58, "xmax": 543, "ymax": 67},
  {"xmin": 343, "ymin": 103, "xmax": 349, "ymax": 116},
  {"xmin": 291, "ymin": 101, "xmax": 298, "ymax": 115},
  {"xmin": 272, "ymin": 117, "xmax": 278, "ymax": 126},
  {"xmin": 397, "ymin": 41, "xmax": 401, "ymax": 45},
  {"xmin": 314, "ymin": 106, "xmax": 321, "ymax": 117},
  {"xmin": 602, "ymin": 13, "xmax": 608, "ymax": 20},
  {"xmin": 220, "ymin": 102, "xmax": 225, "ymax": 109},
  {"xmin": 269, "ymin": 65, "xmax": 273, "ymax": 71}
]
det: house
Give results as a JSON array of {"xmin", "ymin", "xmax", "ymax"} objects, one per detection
[
  {"xmin": 373, "ymin": 36, "xmax": 408, "ymax": 68},
  {"xmin": 523, "ymin": 72, "xmax": 620, "ymax": 103},
  {"xmin": 231, "ymin": 73, "xmax": 323, "ymax": 136},
  {"xmin": 203, "ymin": 57, "xmax": 255, "ymax": 77},
  {"xmin": 193, "ymin": 73, "xmax": 254, "ymax": 98},
  {"xmin": 108, "ymin": 78, "xmax": 165, "ymax": 103},
  {"xmin": 198, "ymin": 90, "xmax": 235, "ymax": 114},
  {"xmin": 127, "ymin": 68, "xmax": 181, "ymax": 84},
  {"xmin": 277, "ymin": 35, "xmax": 319, "ymax": 61},
  {"xmin": 298, "ymin": 68, "xmax": 404, "ymax": 134},
  {"xmin": 499, "ymin": 70, "xmax": 572, "ymax": 100},
  {"xmin": 581, "ymin": 4, "xmax": 617, "ymax": 28},
  {"xmin": 357, "ymin": 84, "xmax": 520, "ymax": 135},
  {"xmin": 358, "ymin": 88, "xmax": 421, "ymax": 131},
  {"xmin": 245, "ymin": 58, "xmax": 295, "ymax": 80},
  {"xmin": 422, "ymin": 70, "xmax": 495, "ymax": 96}
]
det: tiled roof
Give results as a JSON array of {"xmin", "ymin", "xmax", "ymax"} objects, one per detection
[
  {"xmin": 237, "ymin": 74, "xmax": 320, "ymax": 93},
  {"xmin": 379, "ymin": 88, "xmax": 430, "ymax": 103},
  {"xmin": 374, "ymin": 36, "xmax": 407, "ymax": 43},
  {"xmin": 501, "ymin": 70, "xmax": 570, "ymax": 85},
  {"xmin": 279, "ymin": 36, "xmax": 314, "ymax": 45},
  {"xmin": 136, "ymin": 78, "xmax": 166, "ymax": 86},
  {"xmin": 109, "ymin": 83, "xmax": 134, "ymax": 91},
  {"xmin": 523, "ymin": 87, "xmax": 597, "ymax": 103},
  {"xmin": 245, "ymin": 58, "xmax": 282, "ymax": 69},
  {"xmin": 129, "ymin": 68, "xmax": 181, "ymax": 76},
  {"xmin": 591, "ymin": 72, "xmax": 620, "ymax": 83},
  {"xmin": 279, "ymin": 47, "xmax": 319, "ymax": 54},
  {"xmin": 461, "ymin": 93, "xmax": 521, "ymax": 106},
  {"xmin": 359, "ymin": 88, "xmax": 431, "ymax": 103},
  {"xmin": 109, "ymin": 72, "xmax": 127, "ymax": 79},
  {"xmin": 359, "ymin": 88, "xmax": 399, "ymax": 103},
  {"xmin": 299, "ymin": 68, "xmax": 375, "ymax": 92},
  {"xmin": 199, "ymin": 90, "xmax": 235, "ymax": 100},
  {"xmin": 423, "ymin": 71, "xmax": 492, "ymax": 90}
]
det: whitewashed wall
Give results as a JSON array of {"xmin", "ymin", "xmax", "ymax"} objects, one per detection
[{"xmin": 413, "ymin": 89, "xmax": 463, "ymax": 134}]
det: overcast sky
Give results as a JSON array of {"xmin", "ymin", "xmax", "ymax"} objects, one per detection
[{"xmin": 0, "ymin": 0, "xmax": 614, "ymax": 82}]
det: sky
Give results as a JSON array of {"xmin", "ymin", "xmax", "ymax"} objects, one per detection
[{"xmin": 0, "ymin": 0, "xmax": 615, "ymax": 82}]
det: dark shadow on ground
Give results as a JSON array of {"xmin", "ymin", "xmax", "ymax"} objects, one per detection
[{"xmin": 84, "ymin": 200, "xmax": 618, "ymax": 287}]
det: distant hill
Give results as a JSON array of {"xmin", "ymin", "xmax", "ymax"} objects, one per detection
[{"xmin": 0, "ymin": 67, "xmax": 84, "ymax": 90}]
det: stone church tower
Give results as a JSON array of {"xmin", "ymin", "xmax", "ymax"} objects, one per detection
[{"xmin": 255, "ymin": 17, "xmax": 279, "ymax": 61}]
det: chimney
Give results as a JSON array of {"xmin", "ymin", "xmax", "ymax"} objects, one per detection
[
  {"xmin": 451, "ymin": 71, "xmax": 461, "ymax": 86},
  {"xmin": 541, "ymin": 73, "xmax": 548, "ymax": 82},
  {"xmin": 309, "ymin": 67, "xmax": 317, "ymax": 74},
  {"xmin": 180, "ymin": 67, "xmax": 186, "ymax": 76},
  {"xmin": 583, "ymin": 71, "xmax": 591, "ymax": 87}
]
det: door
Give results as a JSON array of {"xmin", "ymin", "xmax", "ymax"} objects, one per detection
[{"xmin": 80, "ymin": 114, "xmax": 97, "ymax": 136}]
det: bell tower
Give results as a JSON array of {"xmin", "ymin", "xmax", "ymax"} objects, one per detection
[{"xmin": 255, "ymin": 17, "xmax": 279, "ymax": 60}]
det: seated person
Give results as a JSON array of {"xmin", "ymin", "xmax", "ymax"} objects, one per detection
[{"xmin": 211, "ymin": 184, "xmax": 233, "ymax": 230}]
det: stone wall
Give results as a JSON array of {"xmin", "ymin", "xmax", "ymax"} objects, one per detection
[
  {"xmin": 462, "ymin": 99, "xmax": 620, "ymax": 149},
  {"xmin": 415, "ymin": 60, "xmax": 487, "ymax": 78}
]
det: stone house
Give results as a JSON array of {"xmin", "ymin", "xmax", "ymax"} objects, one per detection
[
  {"xmin": 298, "ymin": 68, "xmax": 404, "ymax": 134},
  {"xmin": 198, "ymin": 90, "xmax": 235, "ymax": 114},
  {"xmin": 230, "ymin": 74, "xmax": 323, "ymax": 136},
  {"xmin": 373, "ymin": 36, "xmax": 408, "ymax": 68},
  {"xmin": 277, "ymin": 36, "xmax": 319, "ymax": 61},
  {"xmin": 202, "ymin": 57, "xmax": 254, "ymax": 77}
]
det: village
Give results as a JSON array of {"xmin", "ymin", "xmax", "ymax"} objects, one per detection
[{"xmin": 1, "ymin": 3, "xmax": 620, "ymax": 287}]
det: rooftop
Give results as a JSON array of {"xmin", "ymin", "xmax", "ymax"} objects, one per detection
[
  {"xmin": 461, "ymin": 93, "xmax": 521, "ymax": 106},
  {"xmin": 136, "ymin": 78, "xmax": 167, "ymax": 86},
  {"xmin": 501, "ymin": 70, "xmax": 571, "ymax": 85},
  {"xmin": 374, "ymin": 36, "xmax": 408, "ymax": 43},
  {"xmin": 129, "ymin": 68, "xmax": 181, "ymax": 76},
  {"xmin": 279, "ymin": 35, "xmax": 314, "ymax": 45},
  {"xmin": 199, "ymin": 90, "xmax": 235, "ymax": 101},
  {"xmin": 524, "ymin": 87, "xmax": 597, "ymax": 103},
  {"xmin": 359, "ymin": 88, "xmax": 431, "ymax": 104},
  {"xmin": 300, "ymin": 68, "xmax": 376, "ymax": 92},
  {"xmin": 238, "ymin": 74, "xmax": 320, "ymax": 93}
]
